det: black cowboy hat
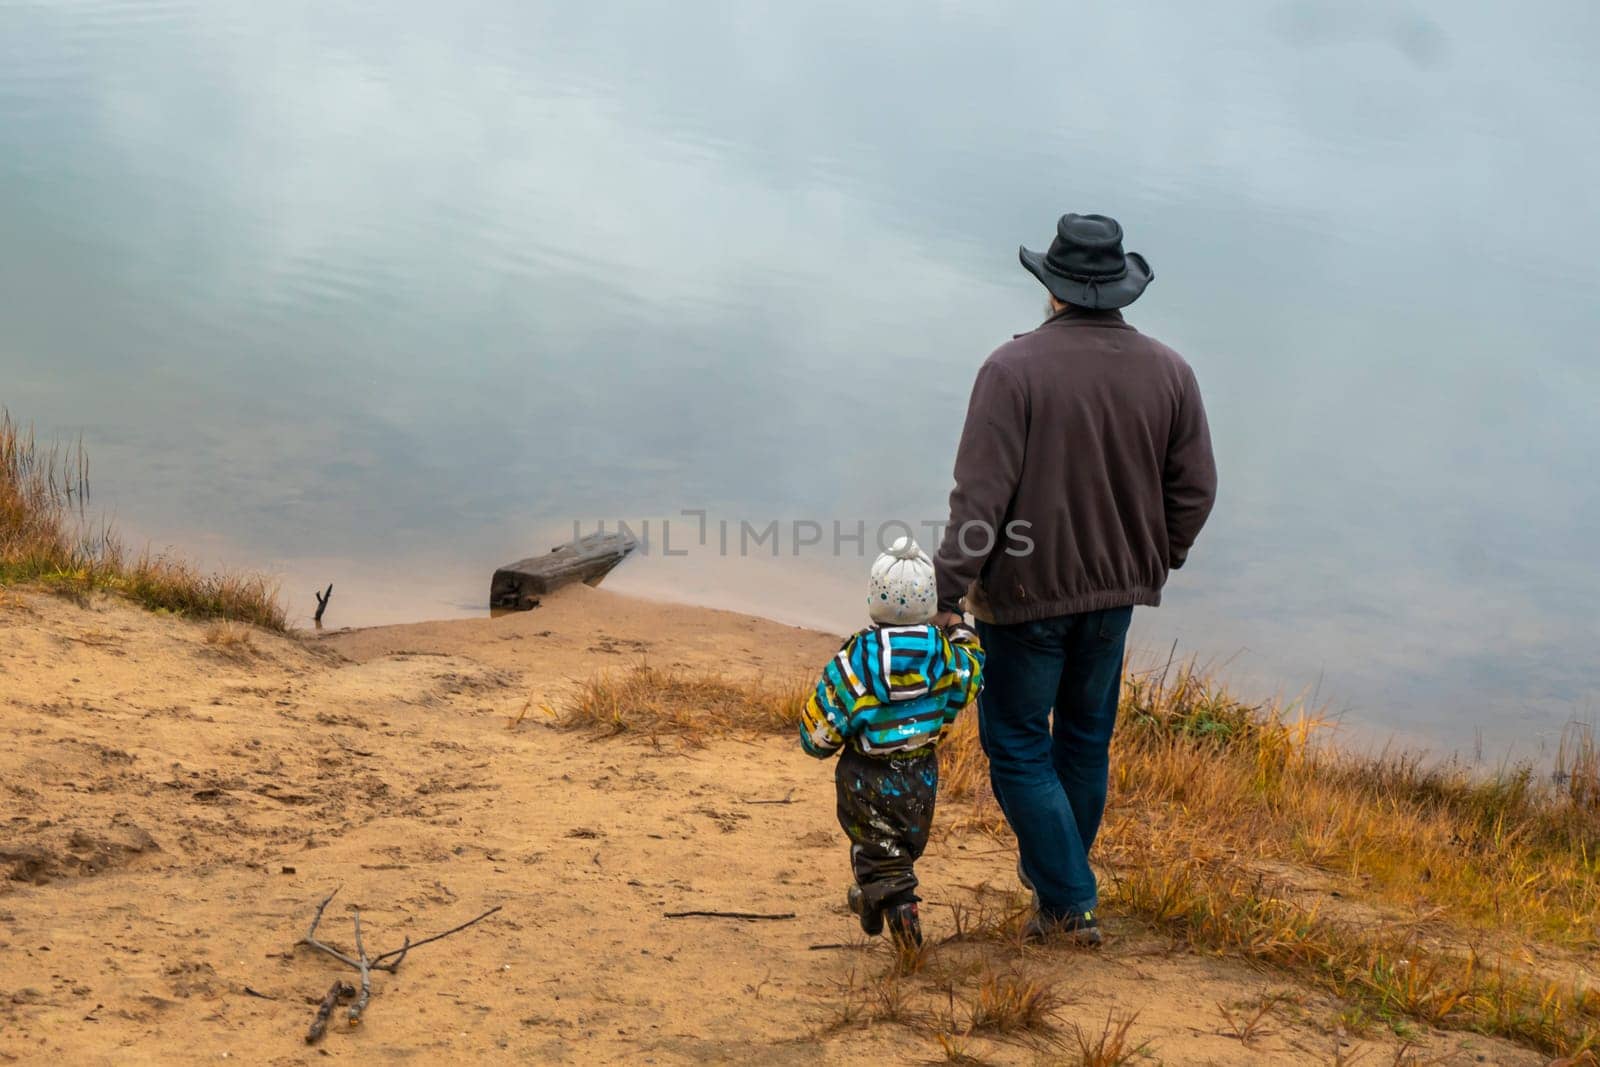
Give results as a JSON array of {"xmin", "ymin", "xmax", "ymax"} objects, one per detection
[{"xmin": 1019, "ymin": 213, "xmax": 1152, "ymax": 310}]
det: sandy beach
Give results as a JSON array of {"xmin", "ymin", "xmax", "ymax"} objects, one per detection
[{"xmin": 0, "ymin": 584, "xmax": 1555, "ymax": 1065}]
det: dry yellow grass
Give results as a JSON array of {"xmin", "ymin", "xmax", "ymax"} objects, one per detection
[
  {"xmin": 1, "ymin": 410, "xmax": 285, "ymax": 630},
  {"xmin": 203, "ymin": 619, "xmax": 257, "ymax": 653},
  {"xmin": 1216, "ymin": 992, "xmax": 1287, "ymax": 1047},
  {"xmin": 827, "ymin": 949, "xmax": 1076, "ymax": 1060},
  {"xmin": 558, "ymin": 661, "xmax": 808, "ymax": 742},
  {"xmin": 1108, "ymin": 667, "xmax": 1600, "ymax": 951},
  {"xmin": 560, "ymin": 660, "xmax": 1600, "ymax": 1059},
  {"xmin": 1069, "ymin": 1010, "xmax": 1144, "ymax": 1067},
  {"xmin": 960, "ymin": 961, "xmax": 1069, "ymax": 1036}
]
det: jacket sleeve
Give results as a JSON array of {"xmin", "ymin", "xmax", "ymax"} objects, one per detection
[
  {"xmin": 934, "ymin": 360, "xmax": 1028, "ymax": 613},
  {"xmin": 798, "ymin": 636, "xmax": 867, "ymax": 759},
  {"xmin": 1163, "ymin": 365, "xmax": 1218, "ymax": 569},
  {"xmin": 935, "ymin": 623, "xmax": 985, "ymax": 739}
]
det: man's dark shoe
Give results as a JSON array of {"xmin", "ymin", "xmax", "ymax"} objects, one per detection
[
  {"xmin": 884, "ymin": 901, "xmax": 923, "ymax": 950},
  {"xmin": 847, "ymin": 885, "xmax": 884, "ymax": 936},
  {"xmin": 1023, "ymin": 909, "xmax": 1102, "ymax": 947}
]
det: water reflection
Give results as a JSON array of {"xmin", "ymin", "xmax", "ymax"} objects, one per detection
[{"xmin": 1, "ymin": 0, "xmax": 1596, "ymax": 757}]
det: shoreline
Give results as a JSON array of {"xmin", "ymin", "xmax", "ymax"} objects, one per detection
[
  {"xmin": 254, "ymin": 550, "xmax": 1573, "ymax": 768},
  {"xmin": 43, "ymin": 471, "xmax": 1580, "ymax": 765},
  {"xmin": 319, "ymin": 574, "xmax": 1509, "ymax": 772}
]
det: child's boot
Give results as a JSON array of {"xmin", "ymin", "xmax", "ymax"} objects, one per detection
[
  {"xmin": 847, "ymin": 885, "xmax": 884, "ymax": 936},
  {"xmin": 884, "ymin": 901, "xmax": 923, "ymax": 950}
]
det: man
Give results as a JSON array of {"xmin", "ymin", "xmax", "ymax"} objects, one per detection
[{"xmin": 932, "ymin": 213, "xmax": 1217, "ymax": 945}]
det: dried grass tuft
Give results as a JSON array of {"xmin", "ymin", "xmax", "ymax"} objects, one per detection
[
  {"xmin": 1068, "ymin": 1010, "xmax": 1143, "ymax": 1067},
  {"xmin": 559, "ymin": 662, "xmax": 807, "ymax": 743},
  {"xmin": 203, "ymin": 620, "xmax": 257, "ymax": 654}
]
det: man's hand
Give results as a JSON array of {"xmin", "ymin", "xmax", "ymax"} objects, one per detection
[{"xmin": 931, "ymin": 611, "xmax": 966, "ymax": 630}]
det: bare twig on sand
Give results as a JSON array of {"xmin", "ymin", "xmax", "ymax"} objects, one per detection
[
  {"xmin": 293, "ymin": 887, "xmax": 502, "ymax": 1042},
  {"xmin": 305, "ymin": 981, "xmax": 355, "ymax": 1044},
  {"xmin": 740, "ymin": 790, "xmax": 796, "ymax": 805},
  {"xmin": 298, "ymin": 887, "xmax": 360, "ymax": 969},
  {"xmin": 350, "ymin": 910, "xmax": 372, "ymax": 1026},
  {"xmin": 380, "ymin": 935, "xmax": 412, "ymax": 972},
  {"xmin": 370, "ymin": 908, "xmax": 500, "ymax": 967},
  {"xmin": 664, "ymin": 910, "xmax": 796, "ymax": 921}
]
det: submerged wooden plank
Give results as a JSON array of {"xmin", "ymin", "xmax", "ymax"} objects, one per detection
[{"xmin": 489, "ymin": 531, "xmax": 638, "ymax": 610}]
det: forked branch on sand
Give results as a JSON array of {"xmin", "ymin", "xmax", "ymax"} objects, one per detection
[
  {"xmin": 305, "ymin": 980, "xmax": 355, "ymax": 1044},
  {"xmin": 294, "ymin": 886, "xmax": 502, "ymax": 1042},
  {"xmin": 350, "ymin": 909, "xmax": 372, "ymax": 1024}
]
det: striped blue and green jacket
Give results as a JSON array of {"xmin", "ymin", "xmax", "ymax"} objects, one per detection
[{"xmin": 799, "ymin": 622, "xmax": 984, "ymax": 758}]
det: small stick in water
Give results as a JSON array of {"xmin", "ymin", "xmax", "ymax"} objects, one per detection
[{"xmin": 313, "ymin": 583, "xmax": 334, "ymax": 626}]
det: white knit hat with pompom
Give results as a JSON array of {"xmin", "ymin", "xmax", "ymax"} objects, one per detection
[{"xmin": 867, "ymin": 536, "xmax": 938, "ymax": 625}]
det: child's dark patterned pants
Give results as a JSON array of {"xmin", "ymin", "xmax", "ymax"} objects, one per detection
[{"xmin": 835, "ymin": 746, "xmax": 939, "ymax": 915}]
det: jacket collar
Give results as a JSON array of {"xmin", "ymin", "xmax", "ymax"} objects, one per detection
[
  {"xmin": 1044, "ymin": 306, "xmax": 1128, "ymax": 327},
  {"xmin": 1016, "ymin": 306, "xmax": 1131, "ymax": 339}
]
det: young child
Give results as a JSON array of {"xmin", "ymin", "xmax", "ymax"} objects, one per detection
[{"xmin": 798, "ymin": 536, "xmax": 985, "ymax": 949}]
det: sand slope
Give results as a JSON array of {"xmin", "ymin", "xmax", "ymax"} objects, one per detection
[{"xmin": 0, "ymin": 587, "xmax": 1540, "ymax": 1065}]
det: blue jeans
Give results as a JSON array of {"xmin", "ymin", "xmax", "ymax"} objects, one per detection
[{"xmin": 975, "ymin": 606, "xmax": 1132, "ymax": 918}]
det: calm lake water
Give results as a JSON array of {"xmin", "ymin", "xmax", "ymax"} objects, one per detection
[{"xmin": 3, "ymin": 2, "xmax": 1597, "ymax": 757}]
